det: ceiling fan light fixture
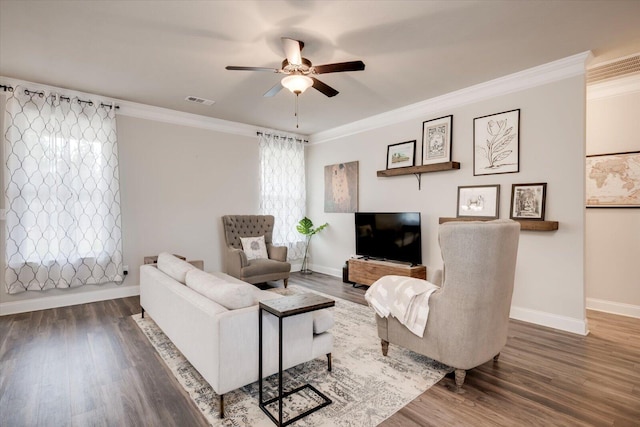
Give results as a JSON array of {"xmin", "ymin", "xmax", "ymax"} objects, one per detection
[{"xmin": 281, "ymin": 75, "xmax": 313, "ymax": 94}]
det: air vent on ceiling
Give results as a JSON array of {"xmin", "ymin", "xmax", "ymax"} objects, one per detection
[
  {"xmin": 185, "ymin": 96, "xmax": 215, "ymax": 106},
  {"xmin": 587, "ymin": 54, "xmax": 640, "ymax": 84}
]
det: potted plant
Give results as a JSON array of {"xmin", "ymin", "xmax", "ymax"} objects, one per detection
[{"xmin": 296, "ymin": 217, "xmax": 328, "ymax": 274}]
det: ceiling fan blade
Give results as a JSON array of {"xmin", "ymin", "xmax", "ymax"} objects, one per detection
[
  {"xmin": 226, "ymin": 66, "xmax": 280, "ymax": 72},
  {"xmin": 263, "ymin": 82, "xmax": 284, "ymax": 97},
  {"xmin": 311, "ymin": 78, "xmax": 339, "ymax": 97},
  {"xmin": 313, "ymin": 61, "xmax": 365, "ymax": 74},
  {"xmin": 281, "ymin": 37, "xmax": 303, "ymax": 66}
]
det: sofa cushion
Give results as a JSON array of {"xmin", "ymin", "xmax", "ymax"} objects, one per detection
[
  {"xmin": 185, "ymin": 269, "xmax": 256, "ymax": 310},
  {"xmin": 240, "ymin": 235, "xmax": 268, "ymax": 260},
  {"xmin": 242, "ymin": 258, "xmax": 291, "ymax": 276},
  {"xmin": 313, "ymin": 310, "xmax": 335, "ymax": 334},
  {"xmin": 157, "ymin": 252, "xmax": 197, "ymax": 284}
]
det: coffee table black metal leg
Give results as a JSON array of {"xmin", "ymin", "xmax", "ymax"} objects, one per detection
[
  {"xmin": 259, "ymin": 307, "xmax": 263, "ymax": 406},
  {"xmin": 278, "ymin": 316, "xmax": 283, "ymax": 426}
]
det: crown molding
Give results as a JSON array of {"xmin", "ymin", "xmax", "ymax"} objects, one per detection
[
  {"xmin": 116, "ymin": 99, "xmax": 257, "ymax": 137},
  {"xmin": 309, "ymin": 51, "xmax": 592, "ymax": 145},
  {"xmin": 587, "ymin": 73, "xmax": 640, "ymax": 100},
  {"xmin": 0, "ymin": 75, "xmax": 259, "ymax": 139}
]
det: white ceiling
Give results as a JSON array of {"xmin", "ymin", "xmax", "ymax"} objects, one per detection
[{"xmin": 1, "ymin": 1, "xmax": 640, "ymax": 135}]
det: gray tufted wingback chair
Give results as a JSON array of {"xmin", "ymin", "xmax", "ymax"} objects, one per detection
[
  {"xmin": 374, "ymin": 219, "xmax": 520, "ymax": 391},
  {"xmin": 221, "ymin": 215, "xmax": 291, "ymax": 287}
]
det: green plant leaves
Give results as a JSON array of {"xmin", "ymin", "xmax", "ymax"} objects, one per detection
[{"xmin": 296, "ymin": 216, "xmax": 328, "ymax": 236}]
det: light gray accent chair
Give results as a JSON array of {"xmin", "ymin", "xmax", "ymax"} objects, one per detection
[
  {"xmin": 222, "ymin": 215, "xmax": 291, "ymax": 288},
  {"xmin": 375, "ymin": 219, "xmax": 520, "ymax": 391}
]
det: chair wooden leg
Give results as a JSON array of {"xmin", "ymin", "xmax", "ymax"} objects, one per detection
[
  {"xmin": 283, "ymin": 278, "xmax": 288, "ymax": 288},
  {"xmin": 141, "ymin": 307, "xmax": 145, "ymax": 319},
  {"xmin": 219, "ymin": 394, "xmax": 224, "ymax": 418},
  {"xmin": 327, "ymin": 353, "xmax": 332, "ymax": 371},
  {"xmin": 493, "ymin": 352, "xmax": 501, "ymax": 362},
  {"xmin": 454, "ymin": 369, "xmax": 466, "ymax": 392},
  {"xmin": 381, "ymin": 339, "xmax": 389, "ymax": 356}
]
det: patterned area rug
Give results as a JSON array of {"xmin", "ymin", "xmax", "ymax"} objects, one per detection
[{"xmin": 133, "ymin": 285, "xmax": 450, "ymax": 426}]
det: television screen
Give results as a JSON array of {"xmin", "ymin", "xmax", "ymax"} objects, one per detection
[{"xmin": 355, "ymin": 212, "xmax": 422, "ymax": 265}]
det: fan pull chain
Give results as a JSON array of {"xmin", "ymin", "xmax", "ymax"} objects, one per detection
[{"xmin": 295, "ymin": 93, "xmax": 300, "ymax": 128}]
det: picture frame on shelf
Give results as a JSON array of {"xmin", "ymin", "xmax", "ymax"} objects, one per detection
[
  {"xmin": 422, "ymin": 115, "xmax": 453, "ymax": 166},
  {"xmin": 474, "ymin": 109, "xmax": 520, "ymax": 176},
  {"xmin": 510, "ymin": 183, "xmax": 547, "ymax": 220},
  {"xmin": 457, "ymin": 184, "xmax": 500, "ymax": 219},
  {"xmin": 386, "ymin": 140, "xmax": 416, "ymax": 169},
  {"xmin": 586, "ymin": 151, "xmax": 640, "ymax": 208}
]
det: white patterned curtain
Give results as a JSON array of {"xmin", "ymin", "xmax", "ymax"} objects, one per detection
[
  {"xmin": 258, "ymin": 132, "xmax": 306, "ymax": 260},
  {"xmin": 3, "ymin": 86, "xmax": 123, "ymax": 293}
]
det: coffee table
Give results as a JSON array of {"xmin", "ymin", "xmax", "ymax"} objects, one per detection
[{"xmin": 258, "ymin": 293, "xmax": 335, "ymax": 426}]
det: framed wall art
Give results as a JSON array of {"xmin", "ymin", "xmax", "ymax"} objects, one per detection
[
  {"xmin": 474, "ymin": 109, "xmax": 520, "ymax": 176},
  {"xmin": 422, "ymin": 115, "xmax": 453, "ymax": 166},
  {"xmin": 386, "ymin": 140, "xmax": 416, "ymax": 169},
  {"xmin": 586, "ymin": 151, "xmax": 640, "ymax": 208},
  {"xmin": 510, "ymin": 183, "xmax": 547, "ymax": 220},
  {"xmin": 456, "ymin": 184, "xmax": 500, "ymax": 219},
  {"xmin": 324, "ymin": 161, "xmax": 359, "ymax": 213}
]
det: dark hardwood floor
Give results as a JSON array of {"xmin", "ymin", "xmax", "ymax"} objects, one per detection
[{"xmin": 1, "ymin": 272, "xmax": 639, "ymax": 426}]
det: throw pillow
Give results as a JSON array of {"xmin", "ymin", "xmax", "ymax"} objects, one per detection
[
  {"xmin": 240, "ymin": 235, "xmax": 269, "ymax": 260},
  {"xmin": 157, "ymin": 252, "xmax": 197, "ymax": 284},
  {"xmin": 185, "ymin": 269, "xmax": 256, "ymax": 310}
]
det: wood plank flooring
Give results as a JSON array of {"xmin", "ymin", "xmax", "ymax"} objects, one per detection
[{"xmin": 1, "ymin": 272, "xmax": 639, "ymax": 426}]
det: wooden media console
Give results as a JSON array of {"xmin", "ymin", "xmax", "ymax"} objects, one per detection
[{"xmin": 348, "ymin": 258, "xmax": 426, "ymax": 286}]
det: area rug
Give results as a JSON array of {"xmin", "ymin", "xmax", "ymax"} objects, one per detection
[{"xmin": 133, "ymin": 285, "xmax": 450, "ymax": 426}]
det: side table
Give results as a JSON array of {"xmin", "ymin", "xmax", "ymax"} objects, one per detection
[
  {"xmin": 259, "ymin": 293, "xmax": 335, "ymax": 426},
  {"xmin": 143, "ymin": 254, "xmax": 204, "ymax": 270}
]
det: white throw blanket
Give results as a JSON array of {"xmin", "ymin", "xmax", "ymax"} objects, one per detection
[{"xmin": 365, "ymin": 275, "xmax": 439, "ymax": 337}]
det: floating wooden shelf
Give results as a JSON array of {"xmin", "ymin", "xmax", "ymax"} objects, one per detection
[
  {"xmin": 438, "ymin": 217, "xmax": 559, "ymax": 231},
  {"xmin": 377, "ymin": 162, "xmax": 460, "ymax": 177},
  {"xmin": 377, "ymin": 162, "xmax": 460, "ymax": 189}
]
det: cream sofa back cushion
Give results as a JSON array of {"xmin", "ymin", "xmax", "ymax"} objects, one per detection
[
  {"xmin": 157, "ymin": 252, "xmax": 196, "ymax": 283},
  {"xmin": 185, "ymin": 269, "xmax": 256, "ymax": 309}
]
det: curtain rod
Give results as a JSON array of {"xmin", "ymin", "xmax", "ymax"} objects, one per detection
[
  {"xmin": 257, "ymin": 131, "xmax": 308, "ymax": 144},
  {"xmin": 0, "ymin": 84, "xmax": 119, "ymax": 110}
]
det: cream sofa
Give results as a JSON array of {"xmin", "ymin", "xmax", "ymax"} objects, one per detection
[{"xmin": 139, "ymin": 253, "xmax": 334, "ymax": 418}]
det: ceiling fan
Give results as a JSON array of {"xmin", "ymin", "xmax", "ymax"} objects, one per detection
[{"xmin": 226, "ymin": 37, "xmax": 365, "ymax": 98}]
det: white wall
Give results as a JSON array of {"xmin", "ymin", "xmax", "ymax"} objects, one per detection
[
  {"xmin": 306, "ymin": 75, "xmax": 588, "ymax": 334},
  {"xmin": 586, "ymin": 77, "xmax": 640, "ymax": 317},
  {"xmin": 0, "ymin": 105, "xmax": 259, "ymax": 313}
]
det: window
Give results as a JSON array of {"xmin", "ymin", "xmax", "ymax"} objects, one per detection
[
  {"xmin": 258, "ymin": 132, "xmax": 306, "ymax": 260},
  {"xmin": 3, "ymin": 87, "xmax": 123, "ymax": 293}
]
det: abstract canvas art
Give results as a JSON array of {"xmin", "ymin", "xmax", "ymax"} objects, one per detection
[{"xmin": 325, "ymin": 161, "xmax": 359, "ymax": 213}]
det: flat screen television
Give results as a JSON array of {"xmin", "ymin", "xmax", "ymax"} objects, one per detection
[{"xmin": 355, "ymin": 212, "xmax": 422, "ymax": 265}]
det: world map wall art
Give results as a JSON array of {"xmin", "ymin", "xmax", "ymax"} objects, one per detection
[{"xmin": 586, "ymin": 151, "xmax": 640, "ymax": 208}]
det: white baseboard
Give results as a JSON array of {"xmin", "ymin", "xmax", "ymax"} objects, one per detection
[
  {"xmin": 308, "ymin": 264, "xmax": 342, "ymax": 278},
  {"xmin": 586, "ymin": 298, "xmax": 640, "ymax": 319},
  {"xmin": 509, "ymin": 305, "xmax": 589, "ymax": 336},
  {"xmin": 0, "ymin": 285, "xmax": 140, "ymax": 316}
]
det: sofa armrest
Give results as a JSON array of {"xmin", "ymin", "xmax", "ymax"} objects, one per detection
[
  {"xmin": 225, "ymin": 247, "xmax": 248, "ymax": 278},
  {"xmin": 266, "ymin": 243, "xmax": 287, "ymax": 262}
]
